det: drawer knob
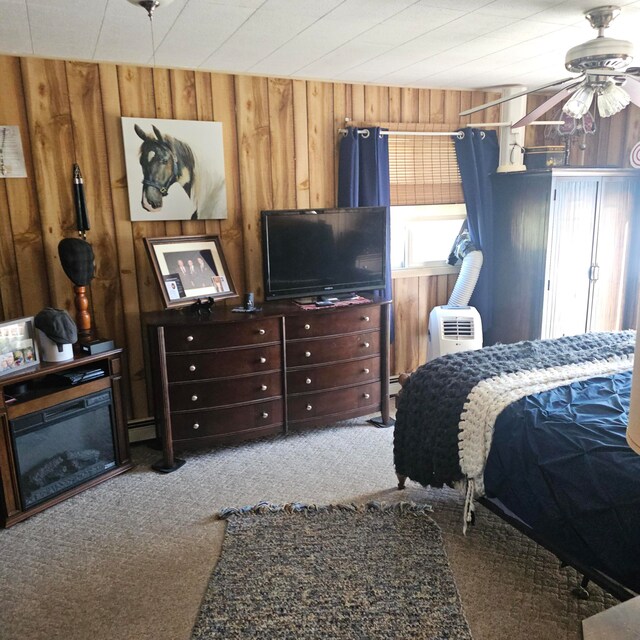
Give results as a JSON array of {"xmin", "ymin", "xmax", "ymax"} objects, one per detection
[
  {"xmin": 363, "ymin": 393, "xmax": 370, "ymax": 400},
  {"xmin": 262, "ymin": 412, "xmax": 269, "ymax": 419},
  {"xmin": 306, "ymin": 403, "xmax": 313, "ymax": 411},
  {"xmin": 362, "ymin": 316, "xmax": 370, "ymax": 322},
  {"xmin": 193, "ymin": 422, "xmax": 200, "ymax": 430},
  {"xmin": 363, "ymin": 342, "xmax": 370, "ymax": 348},
  {"xmin": 191, "ymin": 395, "xmax": 198, "ymax": 402},
  {"xmin": 304, "ymin": 323, "xmax": 311, "ymax": 330},
  {"xmin": 305, "ymin": 351, "xmax": 311, "ymax": 358},
  {"xmin": 186, "ymin": 335, "xmax": 194, "ymax": 342},
  {"xmin": 189, "ymin": 365, "xmax": 196, "ymax": 372},
  {"xmin": 363, "ymin": 368, "xmax": 370, "ymax": 374},
  {"xmin": 258, "ymin": 328, "xmax": 266, "ymax": 335},
  {"xmin": 259, "ymin": 356, "xmax": 267, "ymax": 364},
  {"xmin": 305, "ymin": 377, "xmax": 312, "ymax": 385},
  {"xmin": 261, "ymin": 384, "xmax": 268, "ymax": 391}
]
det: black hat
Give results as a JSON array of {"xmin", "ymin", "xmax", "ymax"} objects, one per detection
[
  {"xmin": 58, "ymin": 238, "xmax": 95, "ymax": 286},
  {"xmin": 34, "ymin": 308, "xmax": 78, "ymax": 350}
]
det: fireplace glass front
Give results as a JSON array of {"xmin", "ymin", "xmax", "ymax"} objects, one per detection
[{"xmin": 10, "ymin": 389, "xmax": 117, "ymax": 509}]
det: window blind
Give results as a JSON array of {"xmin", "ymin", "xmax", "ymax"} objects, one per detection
[{"xmin": 383, "ymin": 123, "xmax": 464, "ymax": 206}]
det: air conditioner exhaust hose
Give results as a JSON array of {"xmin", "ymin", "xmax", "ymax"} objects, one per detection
[{"xmin": 448, "ymin": 250, "xmax": 483, "ymax": 307}]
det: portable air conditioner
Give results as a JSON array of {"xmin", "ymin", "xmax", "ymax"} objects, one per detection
[{"xmin": 427, "ymin": 305, "xmax": 483, "ymax": 361}]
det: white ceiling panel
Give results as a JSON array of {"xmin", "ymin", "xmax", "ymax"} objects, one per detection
[
  {"xmin": 353, "ymin": 5, "xmax": 467, "ymax": 47},
  {"xmin": 155, "ymin": 1, "xmax": 257, "ymax": 69},
  {"xmin": 29, "ymin": 0, "xmax": 108, "ymax": 59},
  {"xmin": 2, "ymin": 0, "xmax": 640, "ymax": 99},
  {"xmin": 221, "ymin": 1, "xmax": 346, "ymax": 73},
  {"xmin": 0, "ymin": 1, "xmax": 32, "ymax": 56},
  {"xmin": 299, "ymin": 41, "xmax": 399, "ymax": 80},
  {"xmin": 479, "ymin": 0, "xmax": 567, "ymax": 20}
]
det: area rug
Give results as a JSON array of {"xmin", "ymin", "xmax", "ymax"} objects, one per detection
[{"xmin": 191, "ymin": 501, "xmax": 473, "ymax": 640}]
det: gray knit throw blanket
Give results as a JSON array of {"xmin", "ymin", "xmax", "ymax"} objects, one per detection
[{"xmin": 393, "ymin": 331, "xmax": 636, "ymax": 489}]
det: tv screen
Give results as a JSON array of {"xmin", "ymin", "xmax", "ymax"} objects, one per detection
[{"xmin": 262, "ymin": 206, "xmax": 387, "ymax": 301}]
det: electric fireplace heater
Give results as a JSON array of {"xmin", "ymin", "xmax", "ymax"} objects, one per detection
[{"xmin": 9, "ymin": 389, "xmax": 117, "ymax": 509}]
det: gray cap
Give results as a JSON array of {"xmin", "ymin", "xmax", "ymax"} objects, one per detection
[{"xmin": 34, "ymin": 308, "xmax": 78, "ymax": 348}]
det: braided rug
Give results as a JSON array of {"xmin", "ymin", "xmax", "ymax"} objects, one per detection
[{"xmin": 191, "ymin": 501, "xmax": 473, "ymax": 640}]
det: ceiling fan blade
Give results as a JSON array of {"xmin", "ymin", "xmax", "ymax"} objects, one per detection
[
  {"xmin": 459, "ymin": 76, "xmax": 581, "ymax": 117},
  {"xmin": 622, "ymin": 75, "xmax": 640, "ymax": 108},
  {"xmin": 511, "ymin": 81, "xmax": 584, "ymax": 128}
]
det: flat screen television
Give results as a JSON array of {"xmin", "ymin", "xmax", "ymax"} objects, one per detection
[{"xmin": 261, "ymin": 206, "xmax": 388, "ymax": 301}]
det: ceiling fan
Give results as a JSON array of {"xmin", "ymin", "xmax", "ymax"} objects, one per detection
[{"xmin": 461, "ymin": 5, "xmax": 640, "ymax": 128}]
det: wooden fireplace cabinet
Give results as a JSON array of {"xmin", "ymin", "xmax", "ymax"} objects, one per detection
[
  {"xmin": 146, "ymin": 298, "xmax": 393, "ymax": 472},
  {"xmin": 0, "ymin": 348, "xmax": 133, "ymax": 527}
]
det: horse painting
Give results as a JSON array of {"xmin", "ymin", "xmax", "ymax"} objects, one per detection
[{"xmin": 126, "ymin": 121, "xmax": 227, "ymax": 221}]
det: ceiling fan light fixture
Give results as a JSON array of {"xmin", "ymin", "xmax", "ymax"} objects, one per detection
[
  {"xmin": 597, "ymin": 81, "xmax": 631, "ymax": 117},
  {"xmin": 126, "ymin": 0, "xmax": 175, "ymax": 18},
  {"xmin": 459, "ymin": 5, "xmax": 637, "ymax": 124},
  {"xmin": 563, "ymin": 85, "xmax": 596, "ymax": 119}
]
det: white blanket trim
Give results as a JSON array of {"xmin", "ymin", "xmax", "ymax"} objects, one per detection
[{"xmin": 456, "ymin": 354, "xmax": 634, "ymax": 533}]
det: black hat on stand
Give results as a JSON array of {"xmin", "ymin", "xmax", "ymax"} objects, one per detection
[{"xmin": 58, "ymin": 238, "xmax": 95, "ymax": 286}]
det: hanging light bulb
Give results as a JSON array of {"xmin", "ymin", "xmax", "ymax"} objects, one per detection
[
  {"xmin": 126, "ymin": 0, "xmax": 175, "ymax": 19},
  {"xmin": 563, "ymin": 85, "xmax": 596, "ymax": 119},
  {"xmin": 597, "ymin": 81, "xmax": 631, "ymax": 118}
]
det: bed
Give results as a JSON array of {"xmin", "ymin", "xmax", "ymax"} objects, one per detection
[{"xmin": 394, "ymin": 331, "xmax": 640, "ymax": 601}]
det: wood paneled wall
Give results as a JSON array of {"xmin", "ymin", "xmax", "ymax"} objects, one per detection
[{"xmin": 1, "ymin": 54, "xmax": 638, "ymax": 419}]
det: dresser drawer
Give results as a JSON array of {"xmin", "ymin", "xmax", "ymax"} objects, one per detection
[
  {"xmin": 166, "ymin": 344, "xmax": 281, "ymax": 382},
  {"xmin": 286, "ymin": 305, "xmax": 381, "ymax": 339},
  {"xmin": 162, "ymin": 317, "xmax": 280, "ymax": 353},
  {"xmin": 286, "ymin": 330, "xmax": 379, "ymax": 367},
  {"xmin": 169, "ymin": 372, "xmax": 282, "ymax": 411},
  {"xmin": 171, "ymin": 400, "xmax": 283, "ymax": 441},
  {"xmin": 287, "ymin": 383, "xmax": 380, "ymax": 422},
  {"xmin": 287, "ymin": 357, "xmax": 380, "ymax": 394}
]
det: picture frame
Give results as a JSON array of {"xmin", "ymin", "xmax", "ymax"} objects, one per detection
[
  {"xmin": 121, "ymin": 117, "xmax": 227, "ymax": 221},
  {"xmin": 0, "ymin": 316, "xmax": 39, "ymax": 377},
  {"xmin": 144, "ymin": 235, "xmax": 237, "ymax": 309}
]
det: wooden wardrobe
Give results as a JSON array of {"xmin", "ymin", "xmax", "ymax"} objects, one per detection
[{"xmin": 488, "ymin": 168, "xmax": 640, "ymax": 345}]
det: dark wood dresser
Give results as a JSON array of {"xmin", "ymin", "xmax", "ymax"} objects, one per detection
[{"xmin": 146, "ymin": 298, "xmax": 391, "ymax": 471}]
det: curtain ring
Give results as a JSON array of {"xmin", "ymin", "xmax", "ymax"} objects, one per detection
[
  {"xmin": 360, "ymin": 129, "xmax": 370, "ymax": 139},
  {"xmin": 456, "ymin": 131, "xmax": 465, "ymax": 139},
  {"xmin": 480, "ymin": 131, "xmax": 486, "ymax": 140}
]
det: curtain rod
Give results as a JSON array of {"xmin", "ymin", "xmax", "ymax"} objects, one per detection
[{"xmin": 338, "ymin": 121, "xmax": 564, "ymax": 138}]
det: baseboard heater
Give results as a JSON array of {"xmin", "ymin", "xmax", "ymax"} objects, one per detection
[{"xmin": 127, "ymin": 418, "xmax": 157, "ymax": 443}]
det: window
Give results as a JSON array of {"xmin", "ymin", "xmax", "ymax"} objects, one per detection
[
  {"xmin": 386, "ymin": 124, "xmax": 466, "ymax": 270},
  {"xmin": 391, "ymin": 204, "xmax": 466, "ymax": 269}
]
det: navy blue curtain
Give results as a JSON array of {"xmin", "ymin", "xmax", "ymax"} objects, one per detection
[
  {"xmin": 337, "ymin": 126, "xmax": 393, "ymax": 338},
  {"xmin": 454, "ymin": 128, "xmax": 499, "ymax": 331}
]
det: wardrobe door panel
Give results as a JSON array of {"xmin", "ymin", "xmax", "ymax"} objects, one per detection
[
  {"xmin": 588, "ymin": 177, "xmax": 634, "ymax": 332},
  {"xmin": 541, "ymin": 178, "xmax": 598, "ymax": 339}
]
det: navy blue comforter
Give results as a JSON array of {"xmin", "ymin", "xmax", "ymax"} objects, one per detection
[{"xmin": 484, "ymin": 371, "xmax": 640, "ymax": 593}]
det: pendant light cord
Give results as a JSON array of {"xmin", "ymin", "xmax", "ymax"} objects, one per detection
[{"xmin": 149, "ymin": 14, "xmax": 156, "ymax": 67}]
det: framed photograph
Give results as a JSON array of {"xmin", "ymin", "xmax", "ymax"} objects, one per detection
[
  {"xmin": 0, "ymin": 316, "xmax": 39, "ymax": 377},
  {"xmin": 121, "ymin": 117, "xmax": 227, "ymax": 221},
  {"xmin": 144, "ymin": 235, "xmax": 237, "ymax": 309}
]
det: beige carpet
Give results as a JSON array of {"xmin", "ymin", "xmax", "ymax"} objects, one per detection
[{"xmin": 0, "ymin": 417, "xmax": 616, "ymax": 639}]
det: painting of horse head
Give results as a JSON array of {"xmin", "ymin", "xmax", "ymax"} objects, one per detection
[
  {"xmin": 122, "ymin": 118, "xmax": 227, "ymax": 221},
  {"xmin": 135, "ymin": 124, "xmax": 192, "ymax": 212}
]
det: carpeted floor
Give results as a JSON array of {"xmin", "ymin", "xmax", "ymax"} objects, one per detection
[
  {"xmin": 192, "ymin": 503, "xmax": 472, "ymax": 639},
  {"xmin": 0, "ymin": 416, "xmax": 616, "ymax": 640}
]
